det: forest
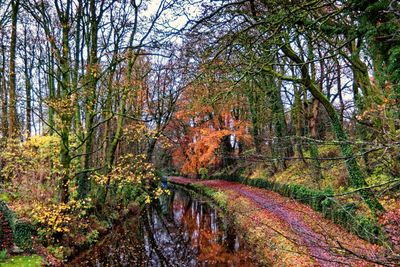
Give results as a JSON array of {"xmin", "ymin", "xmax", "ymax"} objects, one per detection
[{"xmin": 0, "ymin": 0, "xmax": 399, "ymax": 266}]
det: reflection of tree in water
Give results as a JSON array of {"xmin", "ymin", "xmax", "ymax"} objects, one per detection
[
  {"xmin": 143, "ymin": 188, "xmax": 255, "ymax": 267},
  {"xmin": 69, "ymin": 188, "xmax": 254, "ymax": 266},
  {"xmin": 143, "ymin": 189, "xmax": 200, "ymax": 266}
]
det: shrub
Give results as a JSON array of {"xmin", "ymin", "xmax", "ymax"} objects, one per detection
[
  {"xmin": 30, "ymin": 199, "xmax": 91, "ymax": 245},
  {"xmin": 13, "ymin": 220, "xmax": 33, "ymax": 251}
]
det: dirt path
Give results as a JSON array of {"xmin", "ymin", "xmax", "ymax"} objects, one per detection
[{"xmin": 169, "ymin": 177, "xmax": 387, "ymax": 267}]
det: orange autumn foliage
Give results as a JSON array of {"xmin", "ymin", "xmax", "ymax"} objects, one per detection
[
  {"xmin": 165, "ymin": 80, "xmax": 252, "ymax": 177},
  {"xmin": 180, "ymin": 129, "xmax": 231, "ymax": 176}
]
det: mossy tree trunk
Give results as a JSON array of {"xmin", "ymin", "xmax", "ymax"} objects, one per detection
[
  {"xmin": 102, "ymin": 49, "xmax": 135, "ymax": 202},
  {"xmin": 57, "ymin": 0, "xmax": 73, "ymax": 204},
  {"xmin": 292, "ymin": 83, "xmax": 305, "ymax": 163}
]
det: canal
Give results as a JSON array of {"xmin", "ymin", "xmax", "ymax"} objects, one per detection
[{"xmin": 69, "ymin": 186, "xmax": 255, "ymax": 266}]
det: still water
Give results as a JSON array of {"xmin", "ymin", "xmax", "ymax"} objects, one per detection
[{"xmin": 69, "ymin": 187, "xmax": 255, "ymax": 266}]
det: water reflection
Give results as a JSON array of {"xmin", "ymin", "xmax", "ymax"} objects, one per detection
[
  {"xmin": 143, "ymin": 187, "xmax": 254, "ymax": 266},
  {"xmin": 68, "ymin": 187, "xmax": 254, "ymax": 266}
]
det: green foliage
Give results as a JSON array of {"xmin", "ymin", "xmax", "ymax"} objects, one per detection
[
  {"xmin": 353, "ymin": 0, "xmax": 400, "ymax": 101},
  {"xmin": 366, "ymin": 172, "xmax": 391, "ymax": 187},
  {"xmin": 13, "ymin": 220, "xmax": 33, "ymax": 251},
  {"xmin": 388, "ymin": 46, "xmax": 400, "ymax": 96},
  {"xmin": 211, "ymin": 191, "xmax": 228, "ymax": 209},
  {"xmin": 119, "ymin": 184, "xmax": 141, "ymax": 207},
  {"xmin": 199, "ymin": 167, "xmax": 208, "ymax": 179},
  {"xmin": 77, "ymin": 172, "xmax": 91, "ymax": 200},
  {"xmin": 0, "ymin": 193, "xmax": 11, "ymax": 203},
  {"xmin": 85, "ymin": 230, "xmax": 99, "ymax": 246},
  {"xmin": 0, "ymin": 249, "xmax": 7, "ymax": 260},
  {"xmin": 47, "ymin": 245, "xmax": 64, "ymax": 260}
]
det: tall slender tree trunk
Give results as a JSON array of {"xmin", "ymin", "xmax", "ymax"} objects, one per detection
[
  {"xmin": 58, "ymin": 2, "xmax": 73, "ymax": 204},
  {"xmin": 47, "ymin": 44, "xmax": 55, "ymax": 135},
  {"xmin": 246, "ymin": 79, "xmax": 262, "ymax": 154},
  {"xmin": 0, "ymin": 44, "xmax": 8, "ymax": 138},
  {"xmin": 23, "ymin": 27, "xmax": 32, "ymax": 138},
  {"xmin": 73, "ymin": 0, "xmax": 83, "ymax": 137},
  {"xmin": 103, "ymin": 92, "xmax": 127, "ymax": 202},
  {"xmin": 335, "ymin": 59, "xmax": 345, "ymax": 124},
  {"xmin": 8, "ymin": 0, "xmax": 20, "ymax": 139},
  {"xmin": 102, "ymin": 17, "xmax": 139, "ymax": 200},
  {"xmin": 78, "ymin": 0, "xmax": 100, "ymax": 199},
  {"xmin": 292, "ymin": 84, "xmax": 305, "ymax": 163}
]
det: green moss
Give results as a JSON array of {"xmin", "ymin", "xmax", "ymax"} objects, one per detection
[
  {"xmin": 0, "ymin": 255, "xmax": 42, "ymax": 267},
  {"xmin": 366, "ymin": 173, "xmax": 391, "ymax": 187},
  {"xmin": 0, "ymin": 194, "xmax": 10, "ymax": 203}
]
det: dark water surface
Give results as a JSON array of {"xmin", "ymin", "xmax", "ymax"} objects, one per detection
[{"xmin": 69, "ymin": 187, "xmax": 255, "ymax": 266}]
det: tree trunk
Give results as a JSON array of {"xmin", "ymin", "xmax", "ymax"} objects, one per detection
[
  {"xmin": 292, "ymin": 84, "xmax": 305, "ymax": 162},
  {"xmin": 58, "ymin": 1, "xmax": 73, "ymax": 204},
  {"xmin": 46, "ymin": 42, "xmax": 55, "ymax": 135},
  {"xmin": 246, "ymin": 79, "xmax": 263, "ymax": 154},
  {"xmin": 78, "ymin": 0, "xmax": 98, "ymax": 199},
  {"xmin": 8, "ymin": 0, "xmax": 20, "ymax": 139},
  {"xmin": 0, "ymin": 44, "xmax": 8, "ymax": 138},
  {"xmin": 23, "ymin": 26, "xmax": 32, "ymax": 138},
  {"xmin": 309, "ymin": 98, "xmax": 323, "ymax": 183},
  {"xmin": 268, "ymin": 75, "xmax": 291, "ymax": 170}
]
